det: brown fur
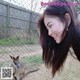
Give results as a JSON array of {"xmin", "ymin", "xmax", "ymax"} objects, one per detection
[
  {"xmin": 10, "ymin": 55, "xmax": 26, "ymax": 80},
  {"xmin": 10, "ymin": 55, "xmax": 39, "ymax": 80}
]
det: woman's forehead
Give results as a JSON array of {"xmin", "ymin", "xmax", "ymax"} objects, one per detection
[
  {"xmin": 44, "ymin": 15, "xmax": 60, "ymax": 23},
  {"xmin": 44, "ymin": 15, "xmax": 52, "ymax": 25}
]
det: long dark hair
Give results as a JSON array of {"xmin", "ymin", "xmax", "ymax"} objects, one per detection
[{"xmin": 38, "ymin": 0, "xmax": 80, "ymax": 77}]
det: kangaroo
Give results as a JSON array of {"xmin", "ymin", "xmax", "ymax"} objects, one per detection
[
  {"xmin": 10, "ymin": 55, "xmax": 26, "ymax": 80},
  {"xmin": 10, "ymin": 55, "xmax": 39, "ymax": 80}
]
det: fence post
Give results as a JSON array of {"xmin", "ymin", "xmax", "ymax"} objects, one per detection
[
  {"xmin": 28, "ymin": 0, "xmax": 33, "ymax": 40},
  {"xmin": 29, "ymin": 11, "xmax": 32, "ymax": 39},
  {"xmin": 6, "ymin": 3, "xmax": 10, "ymax": 38}
]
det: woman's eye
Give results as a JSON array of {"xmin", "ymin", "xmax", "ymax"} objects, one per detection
[{"xmin": 48, "ymin": 25, "xmax": 52, "ymax": 28}]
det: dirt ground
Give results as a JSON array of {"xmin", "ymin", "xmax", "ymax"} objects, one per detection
[
  {"xmin": 23, "ymin": 64, "xmax": 52, "ymax": 80},
  {"xmin": 23, "ymin": 54, "xmax": 80, "ymax": 80},
  {"xmin": 0, "ymin": 45, "xmax": 80, "ymax": 80}
]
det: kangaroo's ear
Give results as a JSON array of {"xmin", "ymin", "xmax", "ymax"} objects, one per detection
[
  {"xmin": 9, "ymin": 55, "xmax": 13, "ymax": 59},
  {"xmin": 16, "ymin": 56, "xmax": 19, "ymax": 59}
]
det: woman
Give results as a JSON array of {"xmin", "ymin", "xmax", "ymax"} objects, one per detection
[{"xmin": 38, "ymin": 0, "xmax": 80, "ymax": 77}]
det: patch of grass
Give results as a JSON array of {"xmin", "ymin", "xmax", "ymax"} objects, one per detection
[
  {"xmin": 0, "ymin": 37, "xmax": 38, "ymax": 46},
  {"xmin": 0, "ymin": 63, "xmax": 4, "ymax": 68},
  {"xmin": 21, "ymin": 55, "xmax": 43, "ymax": 65}
]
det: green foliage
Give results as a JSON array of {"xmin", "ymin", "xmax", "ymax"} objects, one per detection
[
  {"xmin": 21, "ymin": 55, "xmax": 43, "ymax": 65},
  {"xmin": 0, "ymin": 37, "xmax": 38, "ymax": 46}
]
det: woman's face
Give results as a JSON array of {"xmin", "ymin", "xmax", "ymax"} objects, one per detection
[{"xmin": 44, "ymin": 15, "xmax": 66, "ymax": 44}]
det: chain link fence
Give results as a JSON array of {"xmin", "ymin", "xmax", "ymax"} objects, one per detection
[
  {"xmin": 0, "ymin": 0, "xmax": 80, "ymax": 80},
  {"xmin": 0, "ymin": 0, "xmax": 45, "ymax": 79}
]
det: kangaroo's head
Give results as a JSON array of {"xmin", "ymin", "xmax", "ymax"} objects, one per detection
[{"xmin": 10, "ymin": 55, "xmax": 20, "ymax": 68}]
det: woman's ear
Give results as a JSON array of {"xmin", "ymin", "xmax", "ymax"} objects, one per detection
[{"xmin": 65, "ymin": 13, "xmax": 71, "ymax": 27}]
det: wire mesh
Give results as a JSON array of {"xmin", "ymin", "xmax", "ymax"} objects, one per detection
[{"xmin": 0, "ymin": 0, "xmax": 80, "ymax": 80}]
